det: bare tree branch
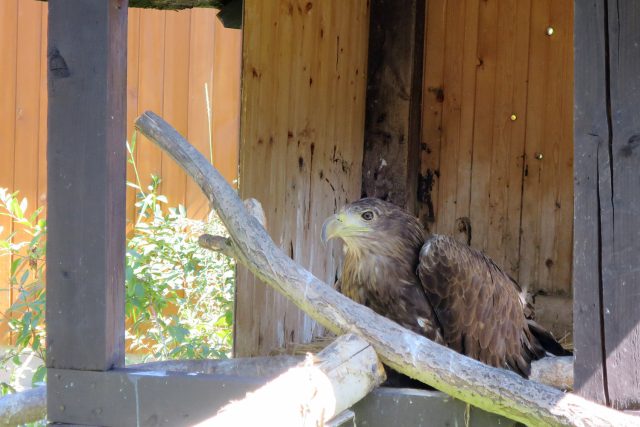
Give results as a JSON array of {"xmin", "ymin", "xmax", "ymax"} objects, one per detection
[{"xmin": 135, "ymin": 110, "xmax": 639, "ymax": 427}]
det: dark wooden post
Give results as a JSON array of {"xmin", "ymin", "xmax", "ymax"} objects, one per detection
[
  {"xmin": 361, "ymin": 0, "xmax": 426, "ymax": 214},
  {"xmin": 46, "ymin": 0, "xmax": 127, "ymax": 377},
  {"xmin": 574, "ymin": 0, "xmax": 640, "ymax": 410}
]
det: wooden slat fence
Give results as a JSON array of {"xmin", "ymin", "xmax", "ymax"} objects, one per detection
[
  {"xmin": 420, "ymin": 0, "xmax": 573, "ymax": 300},
  {"xmin": 0, "ymin": 0, "xmax": 241, "ymax": 342}
]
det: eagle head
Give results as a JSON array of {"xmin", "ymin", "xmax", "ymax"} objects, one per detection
[{"xmin": 321, "ymin": 198, "xmax": 425, "ymax": 255}]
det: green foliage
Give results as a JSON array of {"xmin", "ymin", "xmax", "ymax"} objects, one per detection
[
  {"xmin": 0, "ymin": 188, "xmax": 47, "ymax": 389},
  {"xmin": 125, "ymin": 170, "xmax": 234, "ymax": 360},
  {"xmin": 0, "ymin": 138, "xmax": 235, "ymax": 394}
]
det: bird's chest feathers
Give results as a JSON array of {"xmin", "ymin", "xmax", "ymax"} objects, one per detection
[{"xmin": 341, "ymin": 249, "xmax": 416, "ymax": 305}]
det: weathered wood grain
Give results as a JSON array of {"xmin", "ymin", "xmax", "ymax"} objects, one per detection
[
  {"xmin": 136, "ymin": 110, "xmax": 640, "ymax": 426},
  {"xmin": 601, "ymin": 0, "xmax": 640, "ymax": 410},
  {"xmin": 574, "ymin": 0, "xmax": 640, "ymax": 411},
  {"xmin": 361, "ymin": 0, "xmax": 425, "ymax": 214},
  {"xmin": 573, "ymin": 0, "xmax": 608, "ymax": 405},
  {"xmin": 419, "ymin": 0, "xmax": 446, "ymax": 230},
  {"xmin": 438, "ymin": 0, "xmax": 470, "ymax": 239},
  {"xmin": 236, "ymin": 0, "xmax": 369, "ymax": 357},
  {"xmin": 46, "ymin": 0, "xmax": 127, "ymax": 371},
  {"xmin": 37, "ymin": 0, "xmax": 223, "ymax": 11},
  {"xmin": 467, "ymin": 0, "xmax": 498, "ymax": 254},
  {"xmin": 418, "ymin": 0, "xmax": 574, "ymax": 299}
]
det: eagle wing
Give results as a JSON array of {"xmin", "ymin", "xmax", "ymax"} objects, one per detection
[{"xmin": 417, "ymin": 235, "xmax": 544, "ymax": 377}]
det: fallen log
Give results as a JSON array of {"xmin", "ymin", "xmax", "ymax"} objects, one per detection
[
  {"xmin": 0, "ymin": 386, "xmax": 46, "ymax": 427},
  {"xmin": 197, "ymin": 334, "xmax": 385, "ymax": 426},
  {"xmin": 135, "ymin": 110, "xmax": 640, "ymax": 427}
]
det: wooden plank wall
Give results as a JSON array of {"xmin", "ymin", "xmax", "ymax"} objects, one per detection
[
  {"xmin": 236, "ymin": 0, "xmax": 370, "ymax": 357},
  {"xmin": 0, "ymin": 0, "xmax": 241, "ymax": 342},
  {"xmin": 574, "ymin": 0, "xmax": 640, "ymax": 410},
  {"xmin": 420, "ymin": 0, "xmax": 573, "ymax": 300}
]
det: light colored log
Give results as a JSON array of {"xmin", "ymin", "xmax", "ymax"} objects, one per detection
[
  {"xmin": 530, "ymin": 356, "xmax": 574, "ymax": 391},
  {"xmin": 196, "ymin": 334, "xmax": 385, "ymax": 427},
  {"xmin": 135, "ymin": 111, "xmax": 640, "ymax": 427},
  {"xmin": 0, "ymin": 386, "xmax": 46, "ymax": 427}
]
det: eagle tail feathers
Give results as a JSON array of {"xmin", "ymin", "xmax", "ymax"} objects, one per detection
[{"xmin": 527, "ymin": 319, "xmax": 572, "ymax": 357}]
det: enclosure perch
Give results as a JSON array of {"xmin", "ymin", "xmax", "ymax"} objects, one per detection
[
  {"xmin": 0, "ymin": 386, "xmax": 46, "ymax": 427},
  {"xmin": 198, "ymin": 334, "xmax": 385, "ymax": 426},
  {"xmin": 135, "ymin": 110, "xmax": 640, "ymax": 427}
]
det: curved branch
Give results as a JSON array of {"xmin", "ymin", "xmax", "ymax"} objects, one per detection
[{"xmin": 135, "ymin": 111, "xmax": 639, "ymax": 427}]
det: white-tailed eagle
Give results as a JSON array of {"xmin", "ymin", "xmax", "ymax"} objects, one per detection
[{"xmin": 322, "ymin": 198, "xmax": 569, "ymax": 377}]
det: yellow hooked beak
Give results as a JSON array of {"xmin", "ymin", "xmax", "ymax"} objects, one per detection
[{"xmin": 321, "ymin": 212, "xmax": 370, "ymax": 243}]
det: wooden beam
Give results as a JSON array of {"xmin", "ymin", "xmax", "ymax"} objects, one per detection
[
  {"xmin": 362, "ymin": 0, "xmax": 425, "ymax": 213},
  {"xmin": 46, "ymin": 364, "xmax": 519, "ymax": 427},
  {"xmin": 574, "ymin": 0, "xmax": 640, "ymax": 410},
  {"xmin": 36, "ymin": 0, "xmax": 243, "ymax": 28},
  {"xmin": 573, "ymin": 0, "xmax": 608, "ymax": 405},
  {"xmin": 37, "ymin": 0, "xmax": 221, "ymax": 10},
  {"xmin": 47, "ymin": 367, "xmax": 265, "ymax": 425},
  {"xmin": 46, "ymin": 0, "xmax": 127, "ymax": 373},
  {"xmin": 0, "ymin": 352, "xmax": 575, "ymax": 426}
]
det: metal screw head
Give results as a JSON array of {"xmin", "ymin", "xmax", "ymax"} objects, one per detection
[
  {"xmin": 535, "ymin": 152, "xmax": 544, "ymax": 160},
  {"xmin": 510, "ymin": 114, "xmax": 517, "ymax": 121},
  {"xmin": 546, "ymin": 26, "xmax": 554, "ymax": 36}
]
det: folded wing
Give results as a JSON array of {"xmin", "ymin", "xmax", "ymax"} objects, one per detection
[{"xmin": 417, "ymin": 235, "xmax": 547, "ymax": 377}]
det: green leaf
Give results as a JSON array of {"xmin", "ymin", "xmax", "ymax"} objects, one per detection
[
  {"xmin": 20, "ymin": 269, "xmax": 30, "ymax": 286},
  {"xmin": 31, "ymin": 365, "xmax": 47, "ymax": 386},
  {"xmin": 169, "ymin": 325, "xmax": 190, "ymax": 343},
  {"xmin": 10, "ymin": 258, "xmax": 23, "ymax": 276},
  {"xmin": 10, "ymin": 198, "xmax": 23, "ymax": 219}
]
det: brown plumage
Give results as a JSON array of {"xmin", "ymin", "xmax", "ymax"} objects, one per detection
[{"xmin": 322, "ymin": 198, "xmax": 569, "ymax": 378}]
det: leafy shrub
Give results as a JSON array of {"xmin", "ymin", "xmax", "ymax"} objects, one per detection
[
  {"xmin": 0, "ymin": 189, "xmax": 46, "ymax": 390},
  {"xmin": 0, "ymin": 142, "xmax": 235, "ymax": 392},
  {"xmin": 125, "ymin": 175, "xmax": 234, "ymax": 360}
]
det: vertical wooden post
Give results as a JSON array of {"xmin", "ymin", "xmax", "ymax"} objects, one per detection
[
  {"xmin": 574, "ymin": 0, "xmax": 640, "ymax": 410},
  {"xmin": 361, "ymin": 0, "xmax": 425, "ymax": 214},
  {"xmin": 46, "ymin": 0, "xmax": 127, "ymax": 375}
]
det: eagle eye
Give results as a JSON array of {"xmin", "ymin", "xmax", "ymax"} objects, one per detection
[{"xmin": 361, "ymin": 211, "xmax": 374, "ymax": 221}]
